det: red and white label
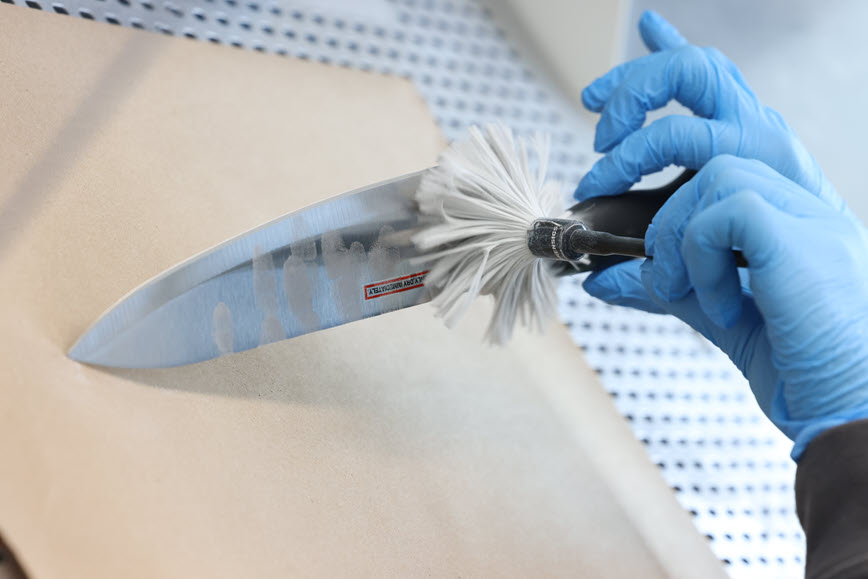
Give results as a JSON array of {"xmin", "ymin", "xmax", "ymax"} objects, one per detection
[{"xmin": 364, "ymin": 271, "xmax": 429, "ymax": 300}]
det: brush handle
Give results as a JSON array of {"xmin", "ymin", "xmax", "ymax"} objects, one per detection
[
  {"xmin": 564, "ymin": 169, "xmax": 747, "ymax": 272},
  {"xmin": 566, "ymin": 229, "xmax": 748, "ymax": 268},
  {"xmin": 568, "ymin": 169, "xmax": 696, "ymax": 240}
]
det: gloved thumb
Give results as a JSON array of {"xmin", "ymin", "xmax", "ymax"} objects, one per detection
[
  {"xmin": 637, "ymin": 261, "xmax": 776, "ymax": 392},
  {"xmin": 586, "ymin": 259, "xmax": 767, "ymax": 382},
  {"xmin": 583, "ymin": 260, "xmax": 667, "ymax": 315}
]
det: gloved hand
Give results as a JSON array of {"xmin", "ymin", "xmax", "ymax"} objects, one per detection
[
  {"xmin": 575, "ymin": 10, "xmax": 839, "ymax": 211},
  {"xmin": 577, "ymin": 12, "xmax": 868, "ymax": 460}
]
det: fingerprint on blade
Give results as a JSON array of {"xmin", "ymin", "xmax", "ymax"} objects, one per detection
[
  {"xmin": 321, "ymin": 231, "xmax": 367, "ymax": 320},
  {"xmin": 252, "ymin": 245, "xmax": 286, "ymax": 346},
  {"xmin": 283, "ymin": 254, "xmax": 321, "ymax": 333},
  {"xmin": 368, "ymin": 225, "xmax": 402, "ymax": 313},
  {"xmin": 334, "ymin": 241, "xmax": 367, "ymax": 320},
  {"xmin": 321, "ymin": 230, "xmax": 348, "ymax": 281},
  {"xmin": 212, "ymin": 301, "xmax": 234, "ymax": 356}
]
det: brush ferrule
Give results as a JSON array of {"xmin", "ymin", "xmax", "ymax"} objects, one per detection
[{"xmin": 527, "ymin": 219, "xmax": 588, "ymax": 262}]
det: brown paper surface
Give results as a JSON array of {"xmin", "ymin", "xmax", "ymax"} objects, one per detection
[{"xmin": 0, "ymin": 6, "xmax": 724, "ymax": 578}]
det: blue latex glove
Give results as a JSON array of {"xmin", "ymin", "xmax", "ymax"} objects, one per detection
[
  {"xmin": 576, "ymin": 10, "xmax": 839, "ymax": 211},
  {"xmin": 577, "ymin": 12, "xmax": 868, "ymax": 460}
]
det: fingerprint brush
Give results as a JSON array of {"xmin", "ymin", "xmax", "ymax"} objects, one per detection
[{"xmin": 412, "ymin": 123, "xmax": 746, "ymax": 344}]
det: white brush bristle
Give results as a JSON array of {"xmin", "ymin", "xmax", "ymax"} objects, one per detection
[{"xmin": 413, "ymin": 123, "xmax": 564, "ymax": 344}]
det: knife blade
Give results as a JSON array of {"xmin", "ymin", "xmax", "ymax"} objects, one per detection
[{"xmin": 68, "ymin": 170, "xmax": 432, "ymax": 368}]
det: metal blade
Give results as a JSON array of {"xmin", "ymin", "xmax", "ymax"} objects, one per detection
[{"xmin": 69, "ymin": 171, "xmax": 432, "ymax": 368}]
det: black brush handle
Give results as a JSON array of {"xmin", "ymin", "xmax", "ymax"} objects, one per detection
[
  {"xmin": 568, "ymin": 169, "xmax": 697, "ymax": 239},
  {"xmin": 567, "ymin": 229, "xmax": 749, "ymax": 268},
  {"xmin": 565, "ymin": 169, "xmax": 746, "ymax": 272}
]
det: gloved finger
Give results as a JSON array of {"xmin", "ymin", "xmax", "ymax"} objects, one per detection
[
  {"xmin": 594, "ymin": 45, "xmax": 744, "ymax": 152},
  {"xmin": 643, "ymin": 175, "xmax": 701, "ymax": 303},
  {"xmin": 583, "ymin": 11, "xmax": 688, "ymax": 112},
  {"xmin": 704, "ymin": 46, "xmax": 756, "ymax": 98},
  {"xmin": 646, "ymin": 155, "xmax": 813, "ymax": 302},
  {"xmin": 681, "ymin": 190, "xmax": 784, "ymax": 326},
  {"xmin": 574, "ymin": 115, "xmax": 731, "ymax": 201},
  {"xmin": 638, "ymin": 10, "xmax": 688, "ymax": 52},
  {"xmin": 689, "ymin": 156, "xmax": 831, "ymax": 225},
  {"xmin": 582, "ymin": 58, "xmax": 645, "ymax": 112},
  {"xmin": 582, "ymin": 260, "xmax": 667, "ymax": 314}
]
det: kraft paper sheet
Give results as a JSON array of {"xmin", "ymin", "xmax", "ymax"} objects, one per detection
[{"xmin": 0, "ymin": 7, "xmax": 723, "ymax": 578}]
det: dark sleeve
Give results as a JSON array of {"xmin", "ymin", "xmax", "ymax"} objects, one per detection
[{"xmin": 796, "ymin": 418, "xmax": 868, "ymax": 579}]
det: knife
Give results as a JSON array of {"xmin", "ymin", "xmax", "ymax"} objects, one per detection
[
  {"xmin": 69, "ymin": 169, "xmax": 695, "ymax": 368},
  {"xmin": 69, "ymin": 171, "xmax": 431, "ymax": 368}
]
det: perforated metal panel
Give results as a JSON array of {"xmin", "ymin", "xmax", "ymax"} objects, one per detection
[
  {"xmin": 1, "ymin": 0, "xmax": 806, "ymax": 575},
  {"xmin": 561, "ymin": 278, "xmax": 804, "ymax": 576}
]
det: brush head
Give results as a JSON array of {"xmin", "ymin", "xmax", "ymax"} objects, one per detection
[{"xmin": 412, "ymin": 123, "xmax": 565, "ymax": 344}]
